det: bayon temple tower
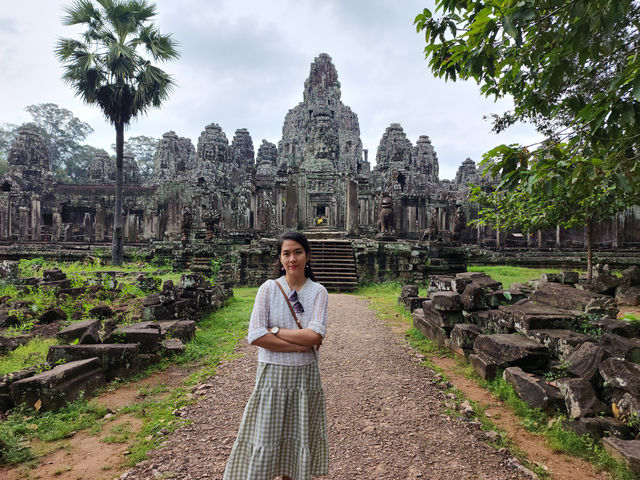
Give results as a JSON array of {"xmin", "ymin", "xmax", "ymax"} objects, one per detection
[{"xmin": 5, "ymin": 53, "xmax": 634, "ymax": 246}]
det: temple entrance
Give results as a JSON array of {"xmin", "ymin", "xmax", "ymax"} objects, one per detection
[{"xmin": 314, "ymin": 204, "xmax": 329, "ymax": 226}]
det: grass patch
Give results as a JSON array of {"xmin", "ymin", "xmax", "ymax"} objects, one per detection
[
  {"xmin": 0, "ymin": 338, "xmax": 58, "ymax": 376},
  {"xmin": 0, "ymin": 396, "xmax": 107, "ymax": 465},
  {"xmin": 467, "ymin": 265, "xmax": 563, "ymax": 289}
]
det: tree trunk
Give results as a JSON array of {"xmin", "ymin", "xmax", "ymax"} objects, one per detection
[
  {"xmin": 112, "ymin": 121, "xmax": 124, "ymax": 266},
  {"xmin": 586, "ymin": 218, "xmax": 593, "ymax": 283}
]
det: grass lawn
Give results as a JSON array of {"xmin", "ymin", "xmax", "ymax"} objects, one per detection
[{"xmin": 467, "ymin": 265, "xmax": 563, "ymax": 289}]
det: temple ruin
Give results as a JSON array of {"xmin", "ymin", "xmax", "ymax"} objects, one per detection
[{"xmin": 1, "ymin": 53, "xmax": 638, "ymax": 250}]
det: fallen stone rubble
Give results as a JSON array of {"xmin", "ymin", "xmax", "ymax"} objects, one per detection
[
  {"xmin": 402, "ymin": 265, "xmax": 640, "ymax": 473},
  {"xmin": 0, "ymin": 270, "xmax": 231, "ymax": 414}
]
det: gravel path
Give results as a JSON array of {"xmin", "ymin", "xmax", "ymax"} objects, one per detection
[{"xmin": 121, "ymin": 294, "xmax": 534, "ymax": 480}]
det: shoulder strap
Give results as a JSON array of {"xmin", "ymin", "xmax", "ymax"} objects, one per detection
[{"xmin": 275, "ymin": 279, "xmax": 303, "ymax": 330}]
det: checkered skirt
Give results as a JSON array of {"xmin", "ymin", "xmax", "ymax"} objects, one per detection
[{"xmin": 223, "ymin": 361, "xmax": 329, "ymax": 480}]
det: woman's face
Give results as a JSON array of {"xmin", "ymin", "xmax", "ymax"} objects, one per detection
[{"xmin": 279, "ymin": 239, "xmax": 309, "ymax": 276}]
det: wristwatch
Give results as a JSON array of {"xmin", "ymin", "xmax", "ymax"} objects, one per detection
[{"xmin": 270, "ymin": 326, "xmax": 280, "ymax": 335}]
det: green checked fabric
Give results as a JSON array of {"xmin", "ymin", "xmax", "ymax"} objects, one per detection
[{"xmin": 223, "ymin": 362, "xmax": 329, "ymax": 480}]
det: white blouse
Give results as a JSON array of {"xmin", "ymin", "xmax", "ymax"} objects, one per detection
[{"xmin": 247, "ymin": 276, "xmax": 328, "ymax": 366}]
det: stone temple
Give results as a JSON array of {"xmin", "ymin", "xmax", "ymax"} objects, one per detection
[{"xmin": 1, "ymin": 53, "xmax": 638, "ymax": 248}]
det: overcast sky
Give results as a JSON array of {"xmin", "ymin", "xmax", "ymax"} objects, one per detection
[{"xmin": 0, "ymin": 0, "xmax": 540, "ymax": 180}]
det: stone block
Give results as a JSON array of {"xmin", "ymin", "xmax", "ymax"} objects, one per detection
[
  {"xmin": 557, "ymin": 377, "xmax": 608, "ymax": 418},
  {"xmin": 179, "ymin": 273, "xmax": 208, "ymax": 290},
  {"xmin": 460, "ymin": 283, "xmax": 487, "ymax": 310},
  {"xmin": 497, "ymin": 302, "xmax": 576, "ymax": 334},
  {"xmin": 468, "ymin": 309, "xmax": 512, "ymax": 334},
  {"xmin": 403, "ymin": 296, "xmax": 428, "ymax": 313},
  {"xmin": 566, "ymin": 342, "xmax": 608, "ymax": 382},
  {"xmin": 486, "ymin": 289, "xmax": 527, "ymax": 308},
  {"xmin": 9, "ymin": 358, "xmax": 105, "ymax": 411},
  {"xmin": 602, "ymin": 438, "xmax": 640, "ymax": 473},
  {"xmin": 43, "ymin": 268, "xmax": 67, "ymax": 282},
  {"xmin": 469, "ymin": 353, "xmax": 499, "ymax": 380},
  {"xmin": 89, "ymin": 305, "xmax": 114, "ymax": 319},
  {"xmin": 530, "ymin": 282, "xmax": 604, "ymax": 312},
  {"xmin": 616, "ymin": 285, "xmax": 640, "ymax": 307},
  {"xmin": 449, "ymin": 324, "xmax": 481, "ymax": 357},
  {"xmin": 473, "ymin": 333, "xmax": 549, "ymax": 371},
  {"xmin": 41, "ymin": 279, "xmax": 72, "ymax": 290},
  {"xmin": 400, "ymin": 284, "xmax": 419, "ymax": 298},
  {"xmin": 422, "ymin": 300, "xmax": 464, "ymax": 330},
  {"xmin": 526, "ymin": 329, "xmax": 590, "ymax": 360},
  {"xmin": 57, "ymin": 319, "xmax": 102, "ymax": 344},
  {"xmin": 614, "ymin": 392, "xmax": 640, "ymax": 421},
  {"xmin": 503, "ymin": 367, "xmax": 563, "ymax": 412},
  {"xmin": 427, "ymin": 275, "xmax": 454, "ymax": 293},
  {"xmin": 589, "ymin": 316, "xmax": 640, "ymax": 339},
  {"xmin": 599, "ymin": 334, "xmax": 640, "ymax": 363},
  {"xmin": 164, "ymin": 320, "xmax": 196, "ymax": 343},
  {"xmin": 142, "ymin": 293, "xmax": 161, "ymax": 307},
  {"xmin": 47, "ymin": 344, "xmax": 140, "ymax": 380},
  {"xmin": 451, "ymin": 277, "xmax": 472, "ymax": 294},
  {"xmin": 105, "ymin": 327, "xmax": 160, "ymax": 353},
  {"xmin": 621, "ymin": 266, "xmax": 640, "ymax": 286},
  {"xmin": 599, "ymin": 358, "xmax": 640, "ymax": 394},
  {"xmin": 0, "ymin": 393, "xmax": 13, "ymax": 412},
  {"xmin": 431, "ymin": 291, "xmax": 463, "ymax": 312},
  {"xmin": 584, "ymin": 296, "xmax": 619, "ymax": 317},
  {"xmin": 162, "ymin": 338, "xmax": 185, "ymax": 355},
  {"xmin": 413, "ymin": 310, "xmax": 448, "ymax": 347},
  {"xmin": 561, "ymin": 271, "xmax": 580, "ymax": 284},
  {"xmin": 562, "ymin": 417, "xmax": 633, "ymax": 441},
  {"xmin": 79, "ymin": 324, "xmax": 101, "ymax": 345},
  {"xmin": 540, "ymin": 273, "xmax": 562, "ymax": 283},
  {"xmin": 39, "ymin": 308, "xmax": 67, "ymax": 324},
  {"xmin": 467, "ymin": 274, "xmax": 502, "ymax": 292}
]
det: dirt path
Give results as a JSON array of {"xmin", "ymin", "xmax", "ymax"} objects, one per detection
[{"xmin": 117, "ymin": 294, "xmax": 543, "ymax": 479}]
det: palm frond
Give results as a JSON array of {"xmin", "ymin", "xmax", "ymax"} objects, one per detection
[{"xmin": 62, "ymin": 0, "xmax": 101, "ymax": 26}]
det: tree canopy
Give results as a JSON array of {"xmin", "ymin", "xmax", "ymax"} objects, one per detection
[
  {"xmin": 416, "ymin": 0, "xmax": 640, "ymax": 278},
  {"xmin": 56, "ymin": 0, "xmax": 178, "ymax": 265}
]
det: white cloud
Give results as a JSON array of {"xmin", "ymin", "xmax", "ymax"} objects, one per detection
[{"xmin": 0, "ymin": 0, "xmax": 541, "ymax": 180}]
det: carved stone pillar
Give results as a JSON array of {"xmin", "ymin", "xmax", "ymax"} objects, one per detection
[
  {"xmin": 30, "ymin": 195, "xmax": 41, "ymax": 241},
  {"xmin": 83, "ymin": 212, "xmax": 92, "ymax": 242},
  {"xmin": 52, "ymin": 210, "xmax": 61, "ymax": 242},
  {"xmin": 94, "ymin": 204, "xmax": 106, "ymax": 242},
  {"xmin": 0, "ymin": 193, "xmax": 9, "ymax": 240},
  {"xmin": 19, "ymin": 206, "xmax": 29, "ymax": 240},
  {"xmin": 346, "ymin": 178, "xmax": 358, "ymax": 234}
]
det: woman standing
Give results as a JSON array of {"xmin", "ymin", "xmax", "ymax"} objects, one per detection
[{"xmin": 223, "ymin": 231, "xmax": 329, "ymax": 480}]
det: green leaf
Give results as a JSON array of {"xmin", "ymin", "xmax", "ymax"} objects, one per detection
[
  {"xmin": 633, "ymin": 77, "xmax": 640, "ymax": 101},
  {"xmin": 614, "ymin": 172, "xmax": 631, "ymax": 192},
  {"xmin": 502, "ymin": 15, "xmax": 517, "ymax": 39}
]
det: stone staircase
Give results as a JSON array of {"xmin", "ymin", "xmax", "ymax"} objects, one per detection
[{"xmin": 308, "ymin": 239, "xmax": 358, "ymax": 292}]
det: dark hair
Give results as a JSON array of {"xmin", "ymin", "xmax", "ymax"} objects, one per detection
[{"xmin": 272, "ymin": 231, "xmax": 316, "ymax": 281}]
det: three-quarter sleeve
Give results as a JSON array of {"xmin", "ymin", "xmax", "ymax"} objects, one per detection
[
  {"xmin": 307, "ymin": 285, "xmax": 328, "ymax": 338},
  {"xmin": 247, "ymin": 280, "xmax": 272, "ymax": 344}
]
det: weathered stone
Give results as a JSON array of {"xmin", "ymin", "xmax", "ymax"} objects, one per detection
[
  {"xmin": 557, "ymin": 377, "xmax": 608, "ymax": 418},
  {"xmin": 136, "ymin": 275, "xmax": 160, "ymax": 293},
  {"xmin": 39, "ymin": 307, "xmax": 66, "ymax": 324},
  {"xmin": 0, "ymin": 393, "xmax": 13, "ymax": 412},
  {"xmin": 602, "ymin": 438, "xmax": 640, "ymax": 473},
  {"xmin": 560, "ymin": 271, "xmax": 580, "ymax": 284},
  {"xmin": 616, "ymin": 285, "xmax": 640, "ymax": 307},
  {"xmin": 527, "ymin": 329, "xmax": 590, "ymax": 360},
  {"xmin": 57, "ymin": 318, "xmax": 102, "ymax": 344},
  {"xmin": 530, "ymin": 282, "xmax": 605, "ymax": 312},
  {"xmin": 562, "ymin": 417, "xmax": 633, "ymax": 441},
  {"xmin": 451, "ymin": 276, "xmax": 472, "ymax": 294},
  {"xmin": 566, "ymin": 342, "xmax": 609, "ymax": 382},
  {"xmin": 599, "ymin": 358, "xmax": 640, "ymax": 394},
  {"xmin": 413, "ymin": 309, "xmax": 448, "ymax": 347},
  {"xmin": 614, "ymin": 392, "xmax": 640, "ymax": 421},
  {"xmin": 179, "ymin": 273, "xmax": 208, "ymax": 290},
  {"xmin": 431, "ymin": 291, "xmax": 463, "ymax": 312},
  {"xmin": 503, "ymin": 367, "xmax": 563, "ymax": 412},
  {"xmin": 47, "ymin": 344, "xmax": 140, "ymax": 380},
  {"xmin": 161, "ymin": 319, "xmax": 196, "ymax": 343},
  {"xmin": 422, "ymin": 300, "xmax": 464, "ymax": 329},
  {"xmin": 0, "ymin": 260, "xmax": 19, "ymax": 279},
  {"xmin": 79, "ymin": 324, "xmax": 101, "ymax": 345},
  {"xmin": 105, "ymin": 327, "xmax": 160, "ymax": 353},
  {"xmin": 43, "ymin": 268, "xmax": 66, "ymax": 282},
  {"xmin": 473, "ymin": 334, "xmax": 549, "ymax": 371},
  {"xmin": 0, "ymin": 336, "xmax": 28, "ymax": 354},
  {"xmin": 162, "ymin": 338, "xmax": 185, "ymax": 355},
  {"xmin": 40, "ymin": 279, "xmax": 72, "ymax": 290},
  {"xmin": 496, "ymin": 302, "xmax": 576, "ymax": 334},
  {"xmin": 586, "ymin": 264, "xmax": 622, "ymax": 295},
  {"xmin": 9, "ymin": 358, "xmax": 105, "ymax": 411},
  {"xmin": 449, "ymin": 324, "xmax": 482, "ymax": 357},
  {"xmin": 621, "ymin": 266, "xmax": 640, "ymax": 286},
  {"xmin": 469, "ymin": 353, "xmax": 500, "ymax": 380},
  {"xmin": 598, "ymin": 334, "xmax": 640, "ymax": 363},
  {"xmin": 400, "ymin": 285, "xmax": 418, "ymax": 298},
  {"xmin": 403, "ymin": 296, "xmax": 428, "ymax": 313},
  {"xmin": 540, "ymin": 273, "xmax": 562, "ymax": 283},
  {"xmin": 486, "ymin": 289, "xmax": 527, "ymax": 307},
  {"xmin": 584, "ymin": 296, "xmax": 619, "ymax": 317},
  {"xmin": 468, "ymin": 309, "xmax": 512, "ymax": 334},
  {"xmin": 142, "ymin": 293, "xmax": 161, "ymax": 307},
  {"xmin": 589, "ymin": 316, "xmax": 640, "ymax": 338},
  {"xmin": 89, "ymin": 305, "xmax": 114, "ymax": 319},
  {"xmin": 427, "ymin": 275, "xmax": 454, "ymax": 293},
  {"xmin": 460, "ymin": 283, "xmax": 487, "ymax": 310}
]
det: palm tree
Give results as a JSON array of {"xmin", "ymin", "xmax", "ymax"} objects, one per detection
[{"xmin": 56, "ymin": 0, "xmax": 179, "ymax": 264}]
